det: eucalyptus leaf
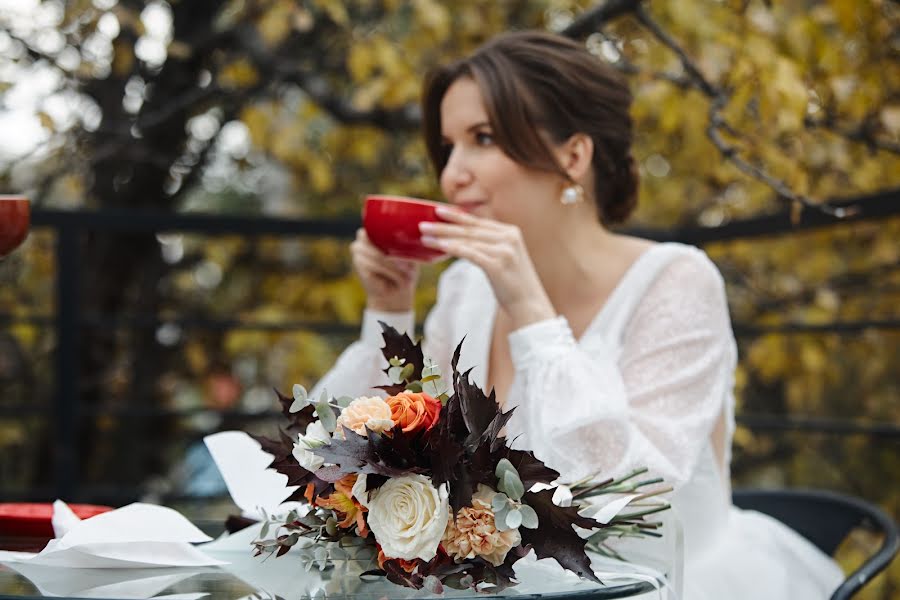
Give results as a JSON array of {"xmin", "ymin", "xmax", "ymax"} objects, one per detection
[
  {"xmin": 502, "ymin": 470, "xmax": 525, "ymax": 501},
  {"xmin": 505, "ymin": 508, "xmax": 523, "ymax": 530},
  {"xmin": 316, "ymin": 399, "xmax": 337, "ymax": 433},
  {"xmin": 405, "ymin": 381, "xmax": 423, "ymax": 393},
  {"xmin": 423, "ymin": 576, "xmax": 444, "ymax": 594},
  {"xmin": 259, "ymin": 521, "xmax": 270, "ymax": 539},
  {"xmin": 494, "ymin": 505, "xmax": 511, "ymax": 531},
  {"xmin": 325, "ymin": 517, "xmax": 338, "ymax": 536},
  {"xmin": 336, "ymin": 395, "xmax": 354, "ymax": 408},
  {"xmin": 492, "ymin": 492, "xmax": 509, "ymax": 512},
  {"xmin": 518, "ymin": 504, "xmax": 539, "ymax": 529},
  {"xmin": 495, "ymin": 458, "xmax": 515, "ymax": 479},
  {"xmin": 398, "ymin": 362, "xmax": 415, "ymax": 382},
  {"xmin": 293, "ymin": 384, "xmax": 307, "ymax": 401}
]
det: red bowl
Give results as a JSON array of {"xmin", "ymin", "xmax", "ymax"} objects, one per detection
[
  {"xmin": 362, "ymin": 195, "xmax": 446, "ymax": 261},
  {"xmin": 0, "ymin": 195, "xmax": 30, "ymax": 257},
  {"xmin": 0, "ymin": 503, "xmax": 114, "ymax": 538}
]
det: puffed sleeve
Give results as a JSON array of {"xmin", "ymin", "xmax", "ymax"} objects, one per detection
[{"xmin": 507, "ymin": 252, "xmax": 737, "ymax": 486}]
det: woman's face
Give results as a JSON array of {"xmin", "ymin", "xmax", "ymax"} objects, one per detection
[{"xmin": 438, "ymin": 77, "xmax": 562, "ymax": 228}]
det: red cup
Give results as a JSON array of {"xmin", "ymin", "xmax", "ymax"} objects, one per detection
[
  {"xmin": 0, "ymin": 195, "xmax": 30, "ymax": 258},
  {"xmin": 362, "ymin": 195, "xmax": 446, "ymax": 261}
]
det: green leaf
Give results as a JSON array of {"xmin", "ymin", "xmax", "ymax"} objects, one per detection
[
  {"xmin": 494, "ymin": 505, "xmax": 511, "ymax": 531},
  {"xmin": 504, "ymin": 508, "xmax": 522, "ymax": 529},
  {"xmin": 491, "ymin": 492, "xmax": 508, "ymax": 512},
  {"xmin": 336, "ymin": 395, "xmax": 354, "ymax": 408},
  {"xmin": 316, "ymin": 397, "xmax": 337, "ymax": 433},
  {"xmin": 398, "ymin": 362, "xmax": 415, "ymax": 382},
  {"xmin": 501, "ymin": 470, "xmax": 524, "ymax": 501},
  {"xmin": 495, "ymin": 458, "xmax": 515, "ymax": 479},
  {"xmin": 293, "ymin": 384, "xmax": 307, "ymax": 401},
  {"xmin": 518, "ymin": 504, "xmax": 539, "ymax": 529}
]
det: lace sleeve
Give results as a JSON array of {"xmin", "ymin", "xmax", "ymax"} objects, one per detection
[{"xmin": 508, "ymin": 252, "xmax": 737, "ymax": 486}]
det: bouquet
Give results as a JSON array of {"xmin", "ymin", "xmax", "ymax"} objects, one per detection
[{"xmin": 251, "ymin": 323, "xmax": 670, "ymax": 592}]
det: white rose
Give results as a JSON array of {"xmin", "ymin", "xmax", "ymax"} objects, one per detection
[
  {"xmin": 292, "ymin": 421, "xmax": 331, "ymax": 472},
  {"xmin": 366, "ymin": 474, "xmax": 449, "ymax": 561}
]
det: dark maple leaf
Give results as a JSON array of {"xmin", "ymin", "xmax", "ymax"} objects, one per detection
[
  {"xmin": 272, "ymin": 387, "xmax": 316, "ymax": 435},
  {"xmin": 375, "ymin": 383, "xmax": 409, "ymax": 396},
  {"xmin": 252, "ymin": 430, "xmax": 315, "ymax": 487},
  {"xmin": 424, "ymin": 402, "xmax": 465, "ymax": 489},
  {"xmin": 500, "ymin": 448, "xmax": 561, "ymax": 488},
  {"xmin": 454, "ymin": 368, "xmax": 500, "ymax": 449},
  {"xmin": 518, "ymin": 488, "xmax": 604, "ymax": 584},
  {"xmin": 310, "ymin": 427, "xmax": 425, "ymax": 478},
  {"xmin": 481, "ymin": 406, "xmax": 516, "ymax": 453},
  {"xmin": 378, "ymin": 321, "xmax": 425, "ymax": 382}
]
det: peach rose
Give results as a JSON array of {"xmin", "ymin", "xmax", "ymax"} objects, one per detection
[
  {"xmin": 386, "ymin": 391, "xmax": 442, "ymax": 433},
  {"xmin": 335, "ymin": 396, "xmax": 394, "ymax": 437},
  {"xmin": 441, "ymin": 485, "xmax": 521, "ymax": 566}
]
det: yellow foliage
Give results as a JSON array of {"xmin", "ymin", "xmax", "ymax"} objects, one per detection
[
  {"xmin": 256, "ymin": 0, "xmax": 295, "ymax": 48},
  {"xmin": 218, "ymin": 58, "xmax": 261, "ymax": 89}
]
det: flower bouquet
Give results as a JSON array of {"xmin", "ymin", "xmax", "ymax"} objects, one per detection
[{"xmin": 251, "ymin": 323, "xmax": 670, "ymax": 592}]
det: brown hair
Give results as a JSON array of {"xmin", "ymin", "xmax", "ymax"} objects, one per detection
[{"xmin": 422, "ymin": 31, "xmax": 639, "ymax": 225}]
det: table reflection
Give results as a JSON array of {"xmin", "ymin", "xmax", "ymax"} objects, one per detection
[{"xmin": 1, "ymin": 543, "xmax": 667, "ymax": 600}]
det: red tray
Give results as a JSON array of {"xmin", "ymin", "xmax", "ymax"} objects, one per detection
[{"xmin": 0, "ymin": 503, "xmax": 114, "ymax": 538}]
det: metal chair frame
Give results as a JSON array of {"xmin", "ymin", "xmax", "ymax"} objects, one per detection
[{"xmin": 732, "ymin": 488, "xmax": 899, "ymax": 600}]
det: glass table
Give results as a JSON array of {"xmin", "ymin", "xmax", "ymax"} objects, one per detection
[{"xmin": 0, "ymin": 533, "xmax": 668, "ymax": 600}]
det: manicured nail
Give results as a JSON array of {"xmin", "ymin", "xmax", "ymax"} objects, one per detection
[
  {"xmin": 419, "ymin": 221, "xmax": 435, "ymax": 233},
  {"xmin": 420, "ymin": 235, "xmax": 441, "ymax": 247},
  {"xmin": 435, "ymin": 206, "xmax": 456, "ymax": 217}
]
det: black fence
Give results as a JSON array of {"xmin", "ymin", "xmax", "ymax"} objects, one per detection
[{"xmin": 2, "ymin": 188, "xmax": 900, "ymax": 502}]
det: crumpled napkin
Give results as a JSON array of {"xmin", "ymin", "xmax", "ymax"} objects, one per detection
[
  {"xmin": 3, "ymin": 561, "xmax": 212, "ymax": 599},
  {"xmin": 0, "ymin": 500, "xmax": 227, "ymax": 569},
  {"xmin": 199, "ymin": 431, "xmax": 310, "ymax": 554}
]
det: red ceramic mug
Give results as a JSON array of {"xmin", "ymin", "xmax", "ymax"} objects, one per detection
[
  {"xmin": 362, "ymin": 195, "xmax": 446, "ymax": 261},
  {"xmin": 0, "ymin": 195, "xmax": 30, "ymax": 258}
]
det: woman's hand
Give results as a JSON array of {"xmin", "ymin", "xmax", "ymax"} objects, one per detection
[
  {"xmin": 350, "ymin": 229, "xmax": 419, "ymax": 312},
  {"xmin": 419, "ymin": 206, "xmax": 555, "ymax": 328}
]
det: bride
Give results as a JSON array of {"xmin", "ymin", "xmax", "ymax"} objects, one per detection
[{"xmin": 312, "ymin": 31, "xmax": 843, "ymax": 599}]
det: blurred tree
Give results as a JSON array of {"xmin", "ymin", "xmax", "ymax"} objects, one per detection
[{"xmin": 0, "ymin": 0, "xmax": 898, "ymax": 595}]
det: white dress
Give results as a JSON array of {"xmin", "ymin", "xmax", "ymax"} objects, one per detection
[{"xmin": 311, "ymin": 242, "xmax": 844, "ymax": 599}]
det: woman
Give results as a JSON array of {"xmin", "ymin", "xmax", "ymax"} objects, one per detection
[{"xmin": 313, "ymin": 31, "xmax": 843, "ymax": 599}]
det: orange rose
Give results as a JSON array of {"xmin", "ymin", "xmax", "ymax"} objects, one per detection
[{"xmin": 385, "ymin": 391, "xmax": 442, "ymax": 433}]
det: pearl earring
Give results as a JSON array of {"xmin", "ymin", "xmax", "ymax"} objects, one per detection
[{"xmin": 560, "ymin": 184, "xmax": 584, "ymax": 205}]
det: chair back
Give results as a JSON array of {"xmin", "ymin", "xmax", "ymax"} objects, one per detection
[{"xmin": 733, "ymin": 488, "xmax": 899, "ymax": 600}]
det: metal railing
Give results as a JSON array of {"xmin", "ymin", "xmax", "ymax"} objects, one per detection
[{"xmin": 1, "ymin": 188, "xmax": 899, "ymax": 502}]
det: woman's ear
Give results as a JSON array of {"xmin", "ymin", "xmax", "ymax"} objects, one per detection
[{"xmin": 557, "ymin": 133, "xmax": 594, "ymax": 181}]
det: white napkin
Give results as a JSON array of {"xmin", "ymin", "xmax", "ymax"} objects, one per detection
[
  {"xmin": 4, "ymin": 561, "xmax": 212, "ymax": 599},
  {"xmin": 0, "ymin": 501, "xmax": 227, "ymax": 569},
  {"xmin": 199, "ymin": 431, "xmax": 310, "ymax": 554},
  {"xmin": 202, "ymin": 431, "xmax": 300, "ymax": 519}
]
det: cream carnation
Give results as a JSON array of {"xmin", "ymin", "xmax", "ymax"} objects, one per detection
[
  {"xmin": 335, "ymin": 396, "xmax": 394, "ymax": 437},
  {"xmin": 366, "ymin": 474, "xmax": 449, "ymax": 561},
  {"xmin": 442, "ymin": 484, "xmax": 521, "ymax": 566}
]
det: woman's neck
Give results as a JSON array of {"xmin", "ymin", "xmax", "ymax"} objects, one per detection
[{"xmin": 525, "ymin": 222, "xmax": 649, "ymax": 316}]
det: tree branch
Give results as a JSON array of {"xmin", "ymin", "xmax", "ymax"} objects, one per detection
[
  {"xmin": 805, "ymin": 115, "xmax": 900, "ymax": 156},
  {"xmin": 560, "ymin": 0, "xmax": 644, "ymax": 38},
  {"xmin": 632, "ymin": 4, "xmax": 718, "ymax": 98}
]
